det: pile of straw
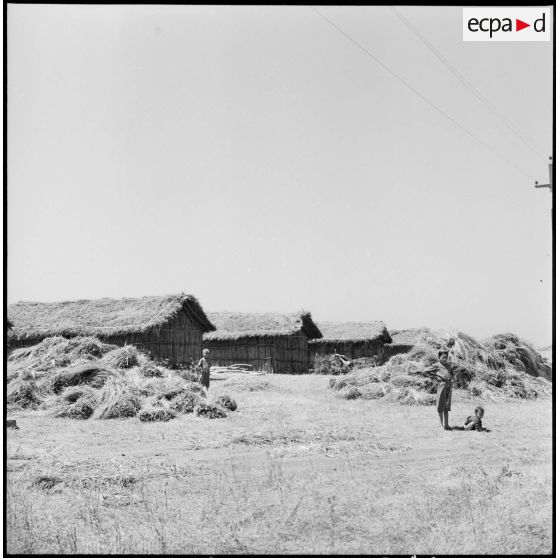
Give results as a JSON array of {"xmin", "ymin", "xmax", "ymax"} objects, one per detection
[
  {"xmin": 7, "ymin": 378, "xmax": 43, "ymax": 409},
  {"xmin": 52, "ymin": 386, "xmax": 98, "ymax": 419},
  {"xmin": 104, "ymin": 346, "xmax": 141, "ymax": 369},
  {"xmin": 138, "ymin": 405, "xmax": 176, "ymax": 422},
  {"xmin": 194, "ymin": 402, "xmax": 227, "ymax": 419},
  {"xmin": 327, "ymin": 329, "xmax": 552, "ymax": 405},
  {"xmin": 48, "ymin": 363, "xmax": 113, "ymax": 394},
  {"xmin": 169, "ymin": 391, "xmax": 203, "ymax": 414},
  {"xmin": 6, "ymin": 335, "xmax": 239, "ymax": 420},
  {"xmin": 91, "ymin": 377, "xmax": 142, "ymax": 419},
  {"xmin": 213, "ymin": 394, "xmax": 238, "ymax": 412}
]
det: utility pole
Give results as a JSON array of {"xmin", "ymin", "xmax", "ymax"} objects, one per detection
[
  {"xmin": 534, "ymin": 156, "xmax": 554, "ymax": 227},
  {"xmin": 534, "ymin": 156, "xmax": 553, "ymax": 194}
]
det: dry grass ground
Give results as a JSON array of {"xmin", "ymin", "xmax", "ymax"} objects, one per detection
[{"xmin": 6, "ymin": 373, "xmax": 552, "ymax": 554}]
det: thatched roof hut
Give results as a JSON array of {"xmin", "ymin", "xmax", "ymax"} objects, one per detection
[
  {"xmin": 8, "ymin": 293, "xmax": 215, "ymax": 364},
  {"xmin": 203, "ymin": 311, "xmax": 322, "ymax": 374},
  {"xmin": 309, "ymin": 321, "xmax": 393, "ymax": 361}
]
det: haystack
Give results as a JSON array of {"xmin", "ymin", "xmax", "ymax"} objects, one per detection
[{"xmin": 328, "ymin": 329, "xmax": 552, "ymax": 404}]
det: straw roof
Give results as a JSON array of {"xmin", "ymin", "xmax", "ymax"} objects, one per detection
[
  {"xmin": 390, "ymin": 328, "xmax": 433, "ymax": 345},
  {"xmin": 311, "ymin": 321, "xmax": 392, "ymax": 344},
  {"xmin": 204, "ymin": 311, "xmax": 322, "ymax": 341},
  {"xmin": 8, "ymin": 293, "xmax": 215, "ymax": 341}
]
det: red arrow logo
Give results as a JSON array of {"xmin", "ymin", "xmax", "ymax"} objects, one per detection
[{"xmin": 516, "ymin": 19, "xmax": 530, "ymax": 31}]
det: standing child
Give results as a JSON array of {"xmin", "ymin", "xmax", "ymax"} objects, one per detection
[
  {"xmin": 423, "ymin": 350, "xmax": 454, "ymax": 430},
  {"xmin": 464, "ymin": 406, "xmax": 485, "ymax": 431},
  {"xmin": 197, "ymin": 349, "xmax": 211, "ymax": 390}
]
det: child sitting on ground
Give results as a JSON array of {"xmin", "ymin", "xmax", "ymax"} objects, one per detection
[{"xmin": 464, "ymin": 406, "xmax": 485, "ymax": 431}]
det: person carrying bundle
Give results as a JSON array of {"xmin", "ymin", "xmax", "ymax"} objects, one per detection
[
  {"xmin": 197, "ymin": 349, "xmax": 211, "ymax": 389},
  {"xmin": 422, "ymin": 350, "xmax": 454, "ymax": 431}
]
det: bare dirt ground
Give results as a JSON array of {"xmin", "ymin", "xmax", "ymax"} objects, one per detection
[{"xmin": 6, "ymin": 373, "xmax": 553, "ymax": 554}]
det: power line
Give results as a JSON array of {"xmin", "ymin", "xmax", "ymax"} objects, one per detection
[
  {"xmin": 390, "ymin": 7, "xmax": 547, "ymax": 162},
  {"xmin": 311, "ymin": 7, "xmax": 532, "ymax": 179}
]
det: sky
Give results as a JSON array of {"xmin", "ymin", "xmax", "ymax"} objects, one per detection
[{"xmin": 7, "ymin": 5, "xmax": 554, "ymax": 347}]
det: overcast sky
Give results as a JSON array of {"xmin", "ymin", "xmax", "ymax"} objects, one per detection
[{"xmin": 7, "ymin": 5, "xmax": 553, "ymax": 346}]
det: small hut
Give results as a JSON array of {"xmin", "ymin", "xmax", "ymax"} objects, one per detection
[
  {"xmin": 7, "ymin": 293, "xmax": 215, "ymax": 364},
  {"xmin": 309, "ymin": 321, "xmax": 393, "ymax": 362},
  {"xmin": 384, "ymin": 327, "xmax": 432, "ymax": 359},
  {"xmin": 203, "ymin": 311, "xmax": 322, "ymax": 374}
]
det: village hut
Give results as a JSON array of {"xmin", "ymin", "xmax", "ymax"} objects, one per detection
[
  {"xmin": 203, "ymin": 311, "xmax": 322, "ymax": 374},
  {"xmin": 309, "ymin": 321, "xmax": 393, "ymax": 362},
  {"xmin": 382, "ymin": 327, "xmax": 432, "ymax": 359},
  {"xmin": 7, "ymin": 293, "xmax": 215, "ymax": 364}
]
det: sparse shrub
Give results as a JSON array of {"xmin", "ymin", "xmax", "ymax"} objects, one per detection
[
  {"xmin": 213, "ymin": 394, "xmax": 238, "ymax": 411},
  {"xmin": 194, "ymin": 402, "xmax": 227, "ymax": 419}
]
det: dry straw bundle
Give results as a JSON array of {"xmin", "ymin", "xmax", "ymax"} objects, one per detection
[
  {"xmin": 213, "ymin": 394, "xmax": 238, "ymax": 411},
  {"xmin": 91, "ymin": 377, "xmax": 142, "ymax": 419},
  {"xmin": 194, "ymin": 402, "xmax": 227, "ymax": 419},
  {"xmin": 6, "ymin": 334, "xmax": 237, "ymax": 421},
  {"xmin": 52, "ymin": 386, "xmax": 98, "ymax": 419},
  {"xmin": 327, "ymin": 329, "xmax": 552, "ymax": 405},
  {"xmin": 104, "ymin": 346, "xmax": 141, "ymax": 369}
]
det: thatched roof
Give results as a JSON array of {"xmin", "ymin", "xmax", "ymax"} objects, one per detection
[
  {"xmin": 390, "ymin": 328, "xmax": 432, "ymax": 345},
  {"xmin": 310, "ymin": 321, "xmax": 392, "ymax": 344},
  {"xmin": 204, "ymin": 311, "xmax": 322, "ymax": 341},
  {"xmin": 7, "ymin": 293, "xmax": 215, "ymax": 341}
]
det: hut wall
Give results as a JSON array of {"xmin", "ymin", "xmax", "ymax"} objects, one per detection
[
  {"xmin": 273, "ymin": 333, "xmax": 310, "ymax": 374},
  {"xmin": 8, "ymin": 310, "xmax": 204, "ymax": 365},
  {"xmin": 102, "ymin": 310, "xmax": 203, "ymax": 364},
  {"xmin": 309, "ymin": 339, "xmax": 386, "ymax": 362},
  {"xmin": 203, "ymin": 333, "xmax": 311, "ymax": 374},
  {"xmin": 203, "ymin": 336, "xmax": 275, "ymax": 373}
]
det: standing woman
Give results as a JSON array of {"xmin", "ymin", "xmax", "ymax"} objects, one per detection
[
  {"xmin": 198, "ymin": 348, "xmax": 211, "ymax": 390},
  {"xmin": 424, "ymin": 350, "xmax": 454, "ymax": 430}
]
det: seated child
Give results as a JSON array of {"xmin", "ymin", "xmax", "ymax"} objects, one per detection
[{"xmin": 464, "ymin": 406, "xmax": 485, "ymax": 431}]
